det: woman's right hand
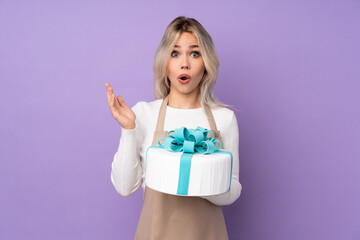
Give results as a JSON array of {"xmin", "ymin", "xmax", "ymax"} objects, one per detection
[{"xmin": 106, "ymin": 82, "xmax": 136, "ymax": 130}]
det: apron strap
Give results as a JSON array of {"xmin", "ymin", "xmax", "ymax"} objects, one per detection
[{"xmin": 155, "ymin": 95, "xmax": 169, "ymax": 131}]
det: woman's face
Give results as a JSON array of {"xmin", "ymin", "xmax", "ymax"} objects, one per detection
[{"xmin": 167, "ymin": 32, "xmax": 205, "ymax": 96}]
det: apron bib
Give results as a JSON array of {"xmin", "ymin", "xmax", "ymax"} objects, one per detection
[{"xmin": 134, "ymin": 95, "xmax": 229, "ymax": 240}]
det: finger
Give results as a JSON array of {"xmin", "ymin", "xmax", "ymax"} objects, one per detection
[
  {"xmin": 107, "ymin": 85, "xmax": 115, "ymax": 107},
  {"xmin": 106, "ymin": 84, "xmax": 111, "ymax": 104},
  {"xmin": 112, "ymin": 93, "xmax": 122, "ymax": 111},
  {"xmin": 116, "ymin": 96, "xmax": 127, "ymax": 113},
  {"xmin": 109, "ymin": 93, "xmax": 115, "ymax": 110},
  {"xmin": 114, "ymin": 95, "xmax": 127, "ymax": 116},
  {"xmin": 110, "ymin": 94, "xmax": 122, "ymax": 117},
  {"xmin": 117, "ymin": 95, "xmax": 127, "ymax": 108},
  {"xmin": 108, "ymin": 86, "xmax": 115, "ymax": 106}
]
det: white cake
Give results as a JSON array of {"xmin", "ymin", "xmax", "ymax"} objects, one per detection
[{"xmin": 144, "ymin": 146, "xmax": 233, "ymax": 196}]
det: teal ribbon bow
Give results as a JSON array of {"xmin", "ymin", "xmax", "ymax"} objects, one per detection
[{"xmin": 157, "ymin": 126, "xmax": 222, "ymax": 195}]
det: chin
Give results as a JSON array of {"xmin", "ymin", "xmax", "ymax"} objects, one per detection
[{"xmin": 179, "ymin": 87, "xmax": 199, "ymax": 95}]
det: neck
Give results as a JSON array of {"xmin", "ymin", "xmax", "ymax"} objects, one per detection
[{"xmin": 167, "ymin": 89, "xmax": 201, "ymax": 109}]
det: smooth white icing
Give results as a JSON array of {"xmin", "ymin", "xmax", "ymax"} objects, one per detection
[{"xmin": 145, "ymin": 148, "xmax": 232, "ymax": 196}]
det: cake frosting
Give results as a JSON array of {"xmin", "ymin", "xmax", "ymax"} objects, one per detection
[{"xmin": 144, "ymin": 126, "xmax": 233, "ymax": 196}]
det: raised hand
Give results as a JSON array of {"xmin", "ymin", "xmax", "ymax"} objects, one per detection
[{"xmin": 106, "ymin": 82, "xmax": 136, "ymax": 130}]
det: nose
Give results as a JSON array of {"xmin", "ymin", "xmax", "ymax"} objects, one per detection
[{"xmin": 181, "ymin": 56, "xmax": 190, "ymax": 69}]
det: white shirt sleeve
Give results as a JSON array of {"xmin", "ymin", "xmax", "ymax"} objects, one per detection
[
  {"xmin": 201, "ymin": 111, "xmax": 242, "ymax": 206},
  {"xmin": 110, "ymin": 102, "xmax": 144, "ymax": 196}
]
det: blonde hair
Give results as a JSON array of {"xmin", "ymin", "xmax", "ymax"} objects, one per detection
[{"xmin": 153, "ymin": 16, "xmax": 232, "ymax": 109}]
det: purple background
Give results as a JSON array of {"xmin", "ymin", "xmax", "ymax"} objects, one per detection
[{"xmin": 1, "ymin": 0, "xmax": 359, "ymax": 239}]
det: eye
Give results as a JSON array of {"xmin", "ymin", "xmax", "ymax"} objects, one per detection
[
  {"xmin": 171, "ymin": 51, "xmax": 179, "ymax": 57},
  {"xmin": 191, "ymin": 51, "xmax": 200, "ymax": 57}
]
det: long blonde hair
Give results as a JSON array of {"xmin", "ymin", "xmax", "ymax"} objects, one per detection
[{"xmin": 153, "ymin": 16, "xmax": 231, "ymax": 109}]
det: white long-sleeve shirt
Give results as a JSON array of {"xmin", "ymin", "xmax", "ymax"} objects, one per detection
[{"xmin": 110, "ymin": 99, "xmax": 242, "ymax": 206}]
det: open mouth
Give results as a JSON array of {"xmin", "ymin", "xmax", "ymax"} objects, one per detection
[{"xmin": 178, "ymin": 74, "xmax": 191, "ymax": 84}]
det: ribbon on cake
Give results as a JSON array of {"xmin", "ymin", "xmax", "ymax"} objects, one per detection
[{"xmin": 157, "ymin": 126, "xmax": 222, "ymax": 195}]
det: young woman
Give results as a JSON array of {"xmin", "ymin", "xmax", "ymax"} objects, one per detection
[{"xmin": 106, "ymin": 16, "xmax": 242, "ymax": 240}]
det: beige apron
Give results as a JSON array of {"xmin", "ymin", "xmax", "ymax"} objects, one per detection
[{"xmin": 134, "ymin": 95, "xmax": 229, "ymax": 240}]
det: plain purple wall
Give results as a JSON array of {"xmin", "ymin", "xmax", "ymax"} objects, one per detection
[{"xmin": 1, "ymin": 0, "xmax": 359, "ymax": 239}]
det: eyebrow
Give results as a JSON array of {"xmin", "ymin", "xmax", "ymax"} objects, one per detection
[{"xmin": 174, "ymin": 45, "xmax": 199, "ymax": 48}]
